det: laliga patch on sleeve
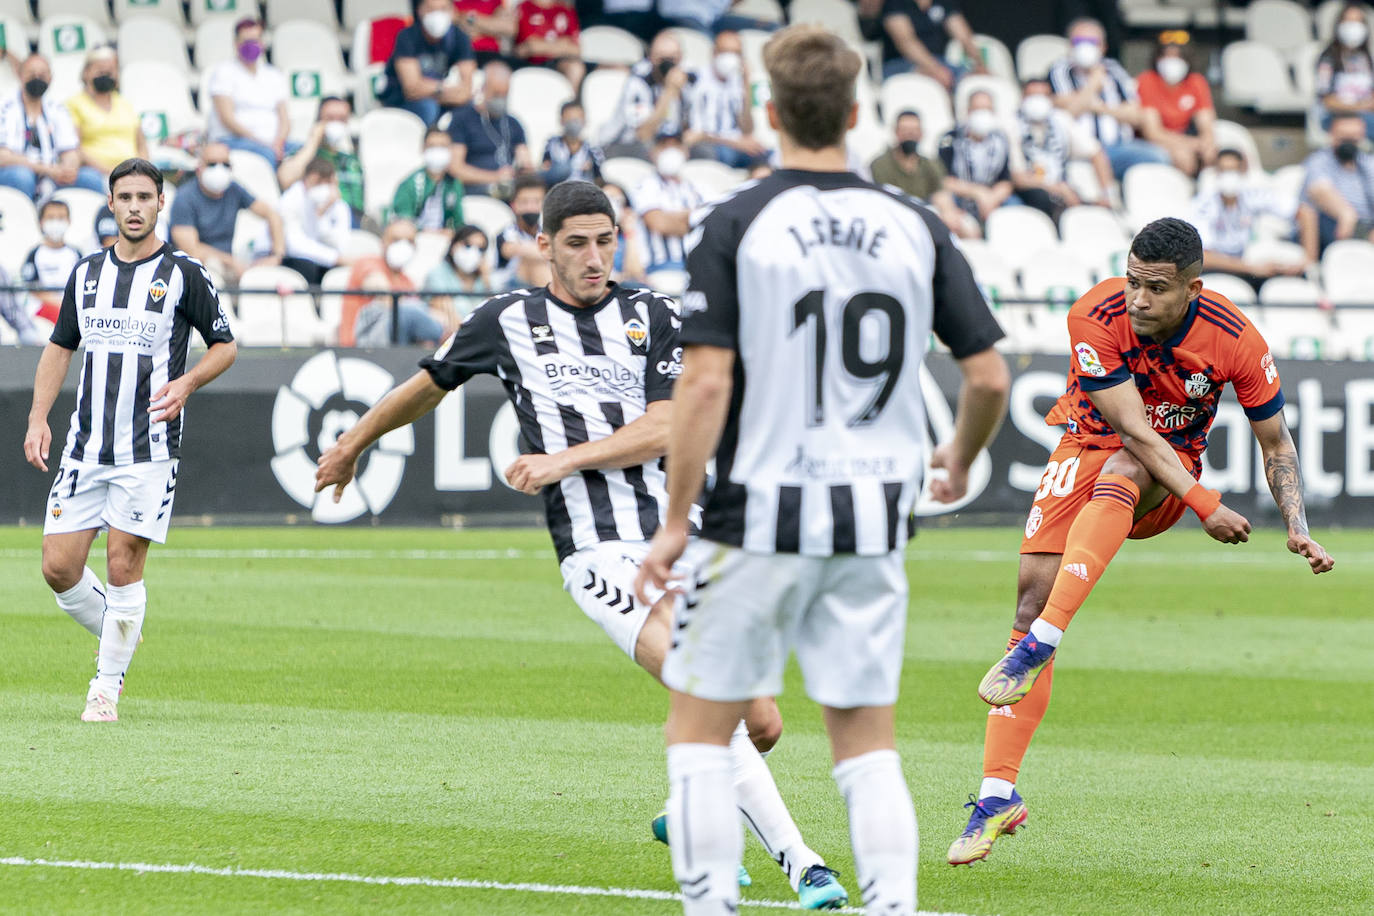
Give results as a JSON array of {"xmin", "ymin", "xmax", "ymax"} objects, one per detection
[
  {"xmin": 1074, "ymin": 342, "xmax": 1107, "ymax": 377},
  {"xmin": 434, "ymin": 332, "xmax": 456, "ymax": 360}
]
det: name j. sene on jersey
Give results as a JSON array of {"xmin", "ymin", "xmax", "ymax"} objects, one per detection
[
  {"xmin": 786, "ymin": 215, "xmax": 887, "ymax": 258},
  {"xmin": 81, "ymin": 312, "xmax": 161, "ymax": 347}
]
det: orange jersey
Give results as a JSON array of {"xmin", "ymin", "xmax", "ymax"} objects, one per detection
[{"xmin": 1045, "ymin": 278, "xmax": 1285, "ymax": 474}]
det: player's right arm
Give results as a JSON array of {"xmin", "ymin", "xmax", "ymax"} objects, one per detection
[{"xmin": 24, "ymin": 271, "xmax": 81, "ymax": 471}]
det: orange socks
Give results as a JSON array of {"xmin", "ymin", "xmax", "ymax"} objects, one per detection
[
  {"xmin": 983, "ymin": 629, "xmax": 1054, "ymax": 782},
  {"xmin": 1037, "ymin": 474, "xmax": 1139, "ymax": 632}
]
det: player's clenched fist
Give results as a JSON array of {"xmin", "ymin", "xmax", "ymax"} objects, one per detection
[
  {"xmin": 314, "ymin": 443, "xmax": 358, "ymax": 503},
  {"xmin": 1201, "ymin": 504, "xmax": 1250, "ymax": 544},
  {"xmin": 1288, "ymin": 533, "xmax": 1335, "ymax": 574}
]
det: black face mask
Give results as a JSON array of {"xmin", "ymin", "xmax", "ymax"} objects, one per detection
[
  {"xmin": 24, "ymin": 77, "xmax": 48, "ymax": 99},
  {"xmin": 1336, "ymin": 140, "xmax": 1361, "ymax": 164},
  {"xmin": 92, "ymin": 74, "xmax": 116, "ymax": 93},
  {"xmin": 898, "ymin": 139, "xmax": 919, "ymax": 156},
  {"xmin": 656, "ymin": 58, "xmax": 678, "ymax": 80},
  {"xmin": 519, "ymin": 211, "xmax": 540, "ymax": 229}
]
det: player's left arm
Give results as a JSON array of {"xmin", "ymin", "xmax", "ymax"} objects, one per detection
[
  {"xmin": 1250, "ymin": 411, "xmax": 1335, "ymax": 574},
  {"xmin": 150, "ymin": 262, "xmax": 238, "ymax": 423}
]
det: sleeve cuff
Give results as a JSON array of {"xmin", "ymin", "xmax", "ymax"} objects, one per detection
[
  {"xmin": 679, "ymin": 328, "xmax": 737, "ymax": 350},
  {"xmin": 1077, "ymin": 364, "xmax": 1131, "ymax": 391},
  {"xmin": 1243, "ymin": 391, "xmax": 1285, "ymax": 421}
]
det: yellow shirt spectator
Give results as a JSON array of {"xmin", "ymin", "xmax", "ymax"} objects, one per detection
[{"xmin": 67, "ymin": 46, "xmax": 146, "ymax": 175}]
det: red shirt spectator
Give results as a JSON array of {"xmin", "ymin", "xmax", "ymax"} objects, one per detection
[
  {"xmin": 516, "ymin": 0, "xmax": 579, "ymax": 65},
  {"xmin": 1137, "ymin": 68, "xmax": 1212, "ymax": 134},
  {"xmin": 456, "ymin": 0, "xmax": 505, "ymax": 55}
]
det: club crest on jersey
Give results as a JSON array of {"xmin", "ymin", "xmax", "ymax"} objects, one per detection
[
  {"xmin": 1074, "ymin": 342, "xmax": 1107, "ymax": 377},
  {"xmin": 624, "ymin": 317, "xmax": 648, "ymax": 348},
  {"xmin": 1184, "ymin": 372, "xmax": 1211, "ymax": 399},
  {"xmin": 531, "ymin": 324, "xmax": 554, "ymax": 344},
  {"xmin": 149, "ymin": 278, "xmax": 168, "ymax": 302}
]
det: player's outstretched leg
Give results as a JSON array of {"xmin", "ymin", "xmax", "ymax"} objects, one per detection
[{"xmin": 41, "ymin": 532, "xmax": 105, "ymax": 637}]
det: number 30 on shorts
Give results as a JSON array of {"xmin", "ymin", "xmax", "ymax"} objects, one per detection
[{"xmin": 1033, "ymin": 456, "xmax": 1080, "ymax": 500}]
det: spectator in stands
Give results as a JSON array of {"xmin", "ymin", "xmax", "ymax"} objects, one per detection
[
  {"xmin": 206, "ymin": 18, "xmax": 292, "ymax": 167},
  {"xmin": 1297, "ymin": 114, "xmax": 1374, "ymax": 260},
  {"xmin": 684, "ymin": 30, "xmax": 767, "ymax": 169},
  {"xmin": 67, "ymin": 47, "xmax": 146, "ymax": 179},
  {"xmin": 584, "ymin": 0, "xmax": 662, "ymax": 42},
  {"xmin": 1192, "ymin": 148, "xmax": 1305, "ymax": 290},
  {"xmin": 1049, "ymin": 17, "xmax": 1169, "ymax": 180},
  {"xmin": 1316, "ymin": 3, "xmax": 1374, "ymax": 135},
  {"xmin": 869, "ymin": 110, "xmax": 972, "ymax": 237},
  {"xmin": 169, "ymin": 142, "xmax": 286, "ymax": 283},
  {"xmin": 543, "ymin": 100, "xmax": 605, "ymax": 183},
  {"xmin": 425, "ymin": 225, "xmax": 494, "ymax": 321},
  {"xmin": 600, "ymin": 180, "xmax": 648, "ymax": 285},
  {"xmin": 634, "ymin": 131, "xmax": 702, "ymax": 273},
  {"xmin": 341, "ymin": 219, "xmax": 455, "ymax": 347},
  {"xmin": 449, "ymin": 61, "xmax": 533, "ymax": 196},
  {"xmin": 659, "ymin": 0, "xmax": 780, "ymax": 34},
  {"xmin": 93, "ymin": 205, "xmax": 118, "ymax": 249},
  {"xmin": 515, "ymin": 0, "xmax": 586, "ymax": 94},
  {"xmin": 1135, "ymin": 31, "xmax": 1216, "ymax": 177},
  {"xmin": 457, "ymin": 0, "xmax": 517, "ymax": 66},
  {"xmin": 879, "ymin": 0, "xmax": 985, "ymax": 86},
  {"xmin": 939, "ymin": 90, "xmax": 1013, "ymax": 226},
  {"xmin": 380, "ymin": 0, "xmax": 478, "ymax": 127},
  {"xmin": 603, "ymin": 31, "xmax": 691, "ymax": 159},
  {"xmin": 278, "ymin": 97, "xmax": 365, "ymax": 228},
  {"xmin": 1015, "ymin": 78, "xmax": 1114, "ymax": 212},
  {"xmin": 497, "ymin": 174, "xmax": 552, "ymax": 287},
  {"xmin": 0, "ymin": 54, "xmax": 105, "ymax": 199},
  {"xmin": 279, "ymin": 157, "xmax": 356, "ymax": 286},
  {"xmin": 21, "ymin": 198, "xmax": 81, "ymax": 324},
  {"xmin": 392, "ymin": 127, "xmax": 467, "ymax": 235}
]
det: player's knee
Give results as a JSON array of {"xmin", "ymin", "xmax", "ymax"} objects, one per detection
[
  {"xmin": 1101, "ymin": 449, "xmax": 1153, "ymax": 490},
  {"xmin": 41, "ymin": 553, "xmax": 81, "ymax": 592},
  {"xmin": 747, "ymin": 703, "xmax": 783, "ymax": 753},
  {"xmin": 104, "ymin": 548, "xmax": 142, "ymax": 587}
]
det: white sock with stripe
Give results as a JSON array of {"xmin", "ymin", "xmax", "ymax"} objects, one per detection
[
  {"xmin": 92, "ymin": 580, "xmax": 146, "ymax": 698},
  {"xmin": 833, "ymin": 749, "xmax": 917, "ymax": 915},
  {"xmin": 55, "ymin": 566, "xmax": 105, "ymax": 636},
  {"xmin": 729, "ymin": 720, "xmax": 822, "ymax": 891},
  {"xmin": 667, "ymin": 742, "xmax": 741, "ymax": 916}
]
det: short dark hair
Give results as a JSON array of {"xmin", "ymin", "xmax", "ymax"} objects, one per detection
[
  {"xmin": 39, "ymin": 198, "xmax": 69, "ymax": 218},
  {"xmin": 763, "ymin": 25, "xmax": 862, "ymax": 150},
  {"xmin": 424, "ymin": 125, "xmax": 448, "ymax": 145},
  {"xmin": 109, "ymin": 157, "xmax": 163, "ymax": 195},
  {"xmin": 234, "ymin": 17, "xmax": 260, "ymax": 37},
  {"xmin": 1216, "ymin": 147, "xmax": 1245, "ymax": 166},
  {"xmin": 895, "ymin": 109, "xmax": 921, "ymax": 123},
  {"xmin": 316, "ymin": 94, "xmax": 349, "ymax": 118},
  {"xmin": 560, "ymin": 100, "xmax": 583, "ymax": 117},
  {"xmin": 513, "ymin": 174, "xmax": 546, "ymax": 197},
  {"xmin": 454, "ymin": 224, "xmax": 488, "ymax": 246},
  {"xmin": 542, "ymin": 180, "xmax": 615, "ymax": 237},
  {"xmin": 1130, "ymin": 217, "xmax": 1203, "ymax": 273},
  {"xmin": 305, "ymin": 156, "xmax": 335, "ymax": 180}
]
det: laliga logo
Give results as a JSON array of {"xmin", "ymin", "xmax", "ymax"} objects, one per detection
[
  {"xmin": 269, "ymin": 351, "xmax": 413, "ymax": 523},
  {"xmin": 917, "ymin": 363, "xmax": 992, "ymax": 516}
]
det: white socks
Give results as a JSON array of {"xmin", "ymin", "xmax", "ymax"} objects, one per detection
[
  {"xmin": 91, "ymin": 580, "xmax": 146, "ymax": 698},
  {"xmin": 1029, "ymin": 618, "xmax": 1063, "ymax": 647},
  {"xmin": 54, "ymin": 566, "xmax": 105, "ymax": 636},
  {"xmin": 667, "ymin": 742, "xmax": 740, "ymax": 916},
  {"xmin": 728, "ymin": 721, "xmax": 823, "ymax": 891},
  {"xmin": 979, "ymin": 777, "xmax": 1015, "ymax": 800},
  {"xmin": 833, "ymin": 750, "xmax": 917, "ymax": 916}
]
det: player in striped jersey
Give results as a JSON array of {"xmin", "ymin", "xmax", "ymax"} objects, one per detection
[
  {"xmin": 636, "ymin": 26, "xmax": 1010, "ymax": 916},
  {"xmin": 23, "ymin": 158, "xmax": 237, "ymax": 723},
  {"xmin": 947, "ymin": 218, "xmax": 1335, "ymax": 866},
  {"xmin": 314, "ymin": 180, "xmax": 850, "ymax": 909}
]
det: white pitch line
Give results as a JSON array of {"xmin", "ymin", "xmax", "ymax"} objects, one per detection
[
  {"xmin": 0, "ymin": 856, "xmax": 984, "ymax": 915},
  {"xmin": 0, "ymin": 548, "xmax": 553, "ymax": 561}
]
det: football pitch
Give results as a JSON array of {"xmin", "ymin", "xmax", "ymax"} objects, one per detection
[{"xmin": 1, "ymin": 523, "xmax": 1370, "ymax": 915}]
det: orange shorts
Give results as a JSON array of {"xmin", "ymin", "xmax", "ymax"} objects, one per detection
[{"xmin": 1019, "ymin": 436, "xmax": 1190, "ymax": 555}]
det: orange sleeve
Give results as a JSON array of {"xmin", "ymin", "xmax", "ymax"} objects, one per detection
[
  {"xmin": 1230, "ymin": 323, "xmax": 1285, "ymax": 420},
  {"xmin": 1065, "ymin": 280, "xmax": 1131, "ymax": 392}
]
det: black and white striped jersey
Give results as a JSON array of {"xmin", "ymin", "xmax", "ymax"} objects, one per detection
[
  {"xmin": 421, "ymin": 283, "xmax": 685, "ymax": 562},
  {"xmin": 681, "ymin": 169, "xmax": 1004, "ymax": 557},
  {"xmin": 49, "ymin": 243, "xmax": 234, "ymax": 466}
]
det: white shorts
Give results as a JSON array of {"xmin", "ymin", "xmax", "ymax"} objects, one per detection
[
  {"xmin": 661, "ymin": 542, "xmax": 909, "ymax": 708},
  {"xmin": 560, "ymin": 540, "xmax": 667, "ymax": 659},
  {"xmin": 43, "ymin": 458, "xmax": 180, "ymax": 544}
]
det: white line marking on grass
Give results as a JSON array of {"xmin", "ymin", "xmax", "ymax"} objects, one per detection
[
  {"xmin": 0, "ymin": 548, "xmax": 554, "ymax": 561},
  {"xmin": 0, "ymin": 856, "xmax": 984, "ymax": 915}
]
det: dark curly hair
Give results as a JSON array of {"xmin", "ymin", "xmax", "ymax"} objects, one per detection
[{"xmin": 1129, "ymin": 217, "xmax": 1202, "ymax": 273}]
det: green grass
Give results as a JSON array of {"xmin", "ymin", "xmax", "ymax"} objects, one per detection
[{"xmin": 1, "ymin": 524, "xmax": 1371, "ymax": 915}]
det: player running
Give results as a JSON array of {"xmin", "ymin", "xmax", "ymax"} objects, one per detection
[
  {"xmin": 313, "ymin": 180, "xmax": 849, "ymax": 909},
  {"xmin": 947, "ymin": 217, "xmax": 1335, "ymax": 866}
]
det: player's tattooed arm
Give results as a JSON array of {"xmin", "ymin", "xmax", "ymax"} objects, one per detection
[{"xmin": 1263, "ymin": 448, "xmax": 1307, "ymax": 537}]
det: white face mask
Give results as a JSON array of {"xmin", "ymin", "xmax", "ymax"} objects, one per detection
[
  {"xmin": 423, "ymin": 145, "xmax": 452, "ymax": 174},
  {"xmin": 656, "ymin": 146, "xmax": 686, "ymax": 178},
  {"xmin": 713, "ymin": 51, "xmax": 741, "ymax": 80},
  {"xmin": 41, "ymin": 218, "xmax": 68, "ymax": 241},
  {"xmin": 1071, "ymin": 40, "xmax": 1102, "ymax": 69},
  {"xmin": 1339, "ymin": 20, "xmax": 1368, "ymax": 49},
  {"xmin": 1156, "ymin": 55, "xmax": 1189, "ymax": 85},
  {"xmin": 308, "ymin": 183, "xmax": 335, "ymax": 208},
  {"xmin": 1020, "ymin": 93, "xmax": 1053, "ymax": 122},
  {"xmin": 385, "ymin": 239, "xmax": 416, "ymax": 271},
  {"xmin": 422, "ymin": 9, "xmax": 452, "ymax": 39},
  {"xmin": 1215, "ymin": 169, "xmax": 1244, "ymax": 197},
  {"xmin": 323, "ymin": 120, "xmax": 351, "ymax": 148},
  {"xmin": 201, "ymin": 164, "xmax": 232, "ymax": 194},
  {"xmin": 454, "ymin": 245, "xmax": 484, "ymax": 274},
  {"xmin": 966, "ymin": 109, "xmax": 997, "ymax": 138}
]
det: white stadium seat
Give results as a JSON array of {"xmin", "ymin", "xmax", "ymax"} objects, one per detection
[
  {"xmin": 38, "ymin": 0, "xmax": 112, "ymax": 28},
  {"xmin": 1221, "ymin": 41, "xmax": 1308, "ymax": 113},
  {"xmin": 0, "ymin": 186, "xmax": 39, "ymax": 275},
  {"xmin": 272, "ymin": 18, "xmax": 348, "ymax": 80},
  {"xmin": 1245, "ymin": 0, "xmax": 1313, "ymax": 55},
  {"xmin": 236, "ymin": 264, "xmax": 326, "ymax": 347},
  {"xmin": 680, "ymin": 159, "xmax": 746, "ymax": 200},
  {"xmin": 1016, "ymin": 34, "xmax": 1068, "ymax": 81},
  {"xmin": 37, "ymin": 15, "xmax": 108, "ymax": 75},
  {"xmin": 1118, "ymin": 0, "xmax": 1189, "ymax": 29},
  {"xmin": 460, "ymin": 195, "xmax": 515, "ymax": 243},
  {"xmin": 228, "ymin": 149, "xmax": 282, "ymax": 205},
  {"xmin": 121, "ymin": 60, "xmax": 200, "ymax": 137},
  {"xmin": 985, "ymin": 206, "xmax": 1058, "ymax": 260},
  {"xmin": 0, "ymin": 18, "xmax": 28, "ymax": 71},
  {"xmin": 1315, "ymin": 0, "xmax": 1343, "ymax": 42},
  {"xmin": 262, "ymin": 0, "xmax": 337, "ymax": 31},
  {"xmin": 600, "ymin": 157, "xmax": 654, "ymax": 194},
  {"xmin": 666, "ymin": 26, "xmax": 713, "ymax": 71},
  {"xmin": 187, "ymin": 0, "xmax": 241, "ymax": 27},
  {"xmin": 358, "ymin": 108, "xmax": 426, "ymax": 217},
  {"xmin": 1211, "ymin": 120, "xmax": 1262, "ymax": 172},
  {"xmin": 788, "ymin": 0, "xmax": 863, "ymax": 45},
  {"xmin": 112, "ymin": 0, "xmax": 185, "ymax": 27},
  {"xmin": 946, "ymin": 33, "xmax": 1015, "ymax": 82},
  {"xmin": 1122, "ymin": 162, "xmax": 1194, "ymax": 230},
  {"xmin": 578, "ymin": 25, "xmax": 644, "ymax": 67},
  {"xmin": 1256, "ymin": 306, "xmax": 1335, "ymax": 359},
  {"xmin": 0, "ymin": 0, "xmax": 33, "ymax": 25},
  {"xmin": 317, "ymin": 265, "xmax": 352, "ymax": 344},
  {"xmin": 51, "ymin": 187, "xmax": 104, "ymax": 253},
  {"xmin": 647, "ymin": 269, "xmax": 688, "ymax": 296},
  {"xmin": 1333, "ymin": 307, "xmax": 1374, "ymax": 358},
  {"xmin": 118, "ymin": 15, "xmax": 191, "ymax": 73},
  {"xmin": 582, "ymin": 67, "xmax": 628, "ymax": 145},
  {"xmin": 341, "ymin": 0, "xmax": 408, "ymax": 33},
  {"xmin": 509, "ymin": 67, "xmax": 574, "ymax": 161},
  {"xmin": 1291, "ymin": 40, "xmax": 1323, "ymax": 101},
  {"xmin": 1321, "ymin": 239, "xmax": 1374, "ymax": 304},
  {"xmin": 193, "ymin": 14, "xmax": 239, "ymax": 72},
  {"xmin": 1258, "ymin": 276, "xmax": 1324, "ymax": 305},
  {"xmin": 879, "ymin": 72, "xmax": 952, "ymax": 158},
  {"xmin": 1242, "ymin": 239, "xmax": 1308, "ymax": 270},
  {"xmin": 732, "ymin": 0, "xmax": 784, "ymax": 23},
  {"xmin": 1200, "ymin": 273, "xmax": 1258, "ymax": 306},
  {"xmin": 1021, "ymin": 246, "xmax": 1096, "ymax": 310}
]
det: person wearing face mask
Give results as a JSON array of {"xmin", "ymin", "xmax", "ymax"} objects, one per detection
[
  {"xmin": 939, "ymin": 91, "xmax": 1014, "ymax": 225},
  {"xmin": 542, "ymin": 100, "xmax": 605, "ymax": 184},
  {"xmin": 683, "ymin": 30, "xmax": 769, "ymax": 169},
  {"xmin": 169, "ymin": 142, "xmax": 286, "ymax": 283},
  {"xmin": 340, "ymin": 219, "xmax": 453, "ymax": 347},
  {"xmin": 497, "ymin": 174, "xmax": 553, "ymax": 288},
  {"xmin": 448, "ymin": 61, "xmax": 533, "ymax": 196},
  {"xmin": 1048, "ymin": 17, "xmax": 1170, "ymax": 180},
  {"xmin": 278, "ymin": 157, "xmax": 357, "ymax": 285},
  {"xmin": 1012, "ymin": 79, "xmax": 1115, "ymax": 220},
  {"xmin": 20, "ymin": 198, "xmax": 82, "ymax": 326},
  {"xmin": 380, "ymin": 0, "xmax": 477, "ymax": 127},
  {"xmin": 0, "ymin": 54, "xmax": 107, "ymax": 199},
  {"xmin": 1135, "ymin": 32, "xmax": 1217, "ymax": 177},
  {"xmin": 604, "ymin": 31, "xmax": 692, "ymax": 160},
  {"xmin": 426, "ymin": 225, "xmax": 493, "ymax": 324},
  {"xmin": 633, "ymin": 131, "xmax": 703, "ymax": 273},
  {"xmin": 869, "ymin": 110, "xmax": 972, "ymax": 238},
  {"xmin": 1317, "ymin": 3, "xmax": 1374, "ymax": 136},
  {"xmin": 67, "ymin": 47, "xmax": 147, "ymax": 179},
  {"xmin": 205, "ymin": 19, "xmax": 292, "ymax": 167},
  {"xmin": 514, "ymin": 0, "xmax": 585, "ymax": 94},
  {"xmin": 1190, "ymin": 148, "xmax": 1305, "ymax": 291},
  {"xmin": 277, "ymin": 97, "xmax": 365, "ymax": 226},
  {"xmin": 879, "ymin": 0, "xmax": 986, "ymax": 87},
  {"xmin": 392, "ymin": 127, "xmax": 467, "ymax": 237},
  {"xmin": 1297, "ymin": 114, "xmax": 1374, "ymax": 260}
]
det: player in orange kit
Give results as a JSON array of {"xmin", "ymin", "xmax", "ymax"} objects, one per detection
[{"xmin": 947, "ymin": 217, "xmax": 1335, "ymax": 866}]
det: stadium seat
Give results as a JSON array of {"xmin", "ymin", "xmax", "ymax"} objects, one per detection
[
  {"xmin": 461, "ymin": 195, "xmax": 515, "ymax": 244},
  {"xmin": 1015, "ymin": 34, "xmax": 1068, "ymax": 81},
  {"xmin": 365, "ymin": 153, "xmax": 422, "ymax": 222},
  {"xmin": 1122, "ymin": 162, "xmax": 1193, "ymax": 230},
  {"xmin": 317, "ymin": 264, "xmax": 351, "ymax": 344},
  {"xmin": 262, "ymin": 0, "xmax": 337, "ymax": 31},
  {"xmin": 953, "ymin": 73, "xmax": 1021, "ymax": 123},
  {"xmin": 404, "ymin": 229, "xmax": 450, "ymax": 287},
  {"xmin": 341, "ymin": 0, "xmax": 408, "ymax": 34},
  {"xmin": 1211, "ymin": 120, "xmax": 1262, "ymax": 173},
  {"xmin": 1245, "ymin": 0, "xmax": 1313, "ymax": 55},
  {"xmin": 1333, "ymin": 307, "xmax": 1374, "ymax": 358},
  {"xmin": 117, "ymin": 15, "xmax": 192, "ymax": 74},
  {"xmin": 579, "ymin": 25, "xmax": 644, "ymax": 68},
  {"xmin": 358, "ymin": 106, "xmax": 426, "ymax": 175},
  {"xmin": 1321, "ymin": 239, "xmax": 1374, "ymax": 304},
  {"xmin": 1221, "ymin": 41, "xmax": 1308, "ymax": 113},
  {"xmin": 0, "ymin": 18, "xmax": 29, "ymax": 70},
  {"xmin": 788, "ymin": 0, "xmax": 863, "ymax": 46},
  {"xmin": 1201, "ymin": 273, "xmax": 1257, "ymax": 305},
  {"xmin": 1059, "ymin": 205, "xmax": 1130, "ymax": 270},
  {"xmin": 237, "ymin": 264, "xmax": 326, "ymax": 347},
  {"xmin": 1314, "ymin": 0, "xmax": 1343, "ymax": 42},
  {"xmin": 0, "ymin": 0, "xmax": 33, "ymax": 25},
  {"xmin": 1256, "ymin": 306, "xmax": 1334, "ymax": 358},
  {"xmin": 1291, "ymin": 40, "xmax": 1322, "ymax": 101},
  {"xmin": 37, "ymin": 15, "xmax": 108, "ymax": 95},
  {"xmin": 0, "ymin": 186, "xmax": 39, "ymax": 275},
  {"xmin": 340, "ymin": 229, "xmax": 382, "ymax": 262},
  {"xmin": 352, "ymin": 15, "xmax": 409, "ymax": 73},
  {"xmin": 51, "ymin": 187, "xmax": 104, "ymax": 252},
  {"xmin": 192, "ymin": 14, "xmax": 238, "ymax": 71},
  {"xmin": 582, "ymin": 67, "xmax": 628, "ymax": 144},
  {"xmin": 38, "ymin": 0, "xmax": 112, "ymax": 28},
  {"xmin": 985, "ymin": 206, "xmax": 1058, "ymax": 260},
  {"xmin": 509, "ymin": 67, "xmax": 574, "ymax": 161},
  {"xmin": 229, "ymin": 149, "xmax": 282, "ymax": 205},
  {"xmin": 946, "ymin": 33, "xmax": 1016, "ymax": 83},
  {"xmin": 1021, "ymin": 246, "xmax": 1095, "ymax": 309},
  {"xmin": 647, "ymin": 268, "xmax": 688, "ymax": 296},
  {"xmin": 1063, "ymin": 159, "xmax": 1106, "ymax": 206},
  {"xmin": 353, "ymin": 63, "xmax": 386, "ymax": 115},
  {"xmin": 272, "ymin": 18, "xmax": 348, "ymax": 81},
  {"xmin": 121, "ymin": 60, "xmax": 200, "ymax": 138},
  {"xmin": 1242, "ymin": 239, "xmax": 1308, "ymax": 269},
  {"xmin": 1258, "ymin": 276, "xmax": 1324, "ymax": 305},
  {"xmin": 879, "ymin": 72, "xmax": 952, "ymax": 158},
  {"xmin": 731, "ymin": 0, "xmax": 784, "ymax": 24},
  {"xmin": 680, "ymin": 159, "xmax": 746, "ymax": 199},
  {"xmin": 1117, "ymin": 0, "xmax": 1190, "ymax": 29},
  {"xmin": 666, "ymin": 27, "xmax": 713, "ymax": 71},
  {"xmin": 601, "ymin": 157, "xmax": 655, "ymax": 194},
  {"xmin": 112, "ymin": 0, "xmax": 185, "ymax": 27},
  {"xmin": 186, "ymin": 0, "xmax": 241, "ymax": 27}
]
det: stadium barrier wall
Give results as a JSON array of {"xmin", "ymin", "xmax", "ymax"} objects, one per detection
[{"xmin": 1, "ymin": 348, "xmax": 1372, "ymax": 527}]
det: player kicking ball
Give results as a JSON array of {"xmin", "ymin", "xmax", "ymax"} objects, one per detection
[{"xmin": 947, "ymin": 217, "xmax": 1335, "ymax": 866}]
